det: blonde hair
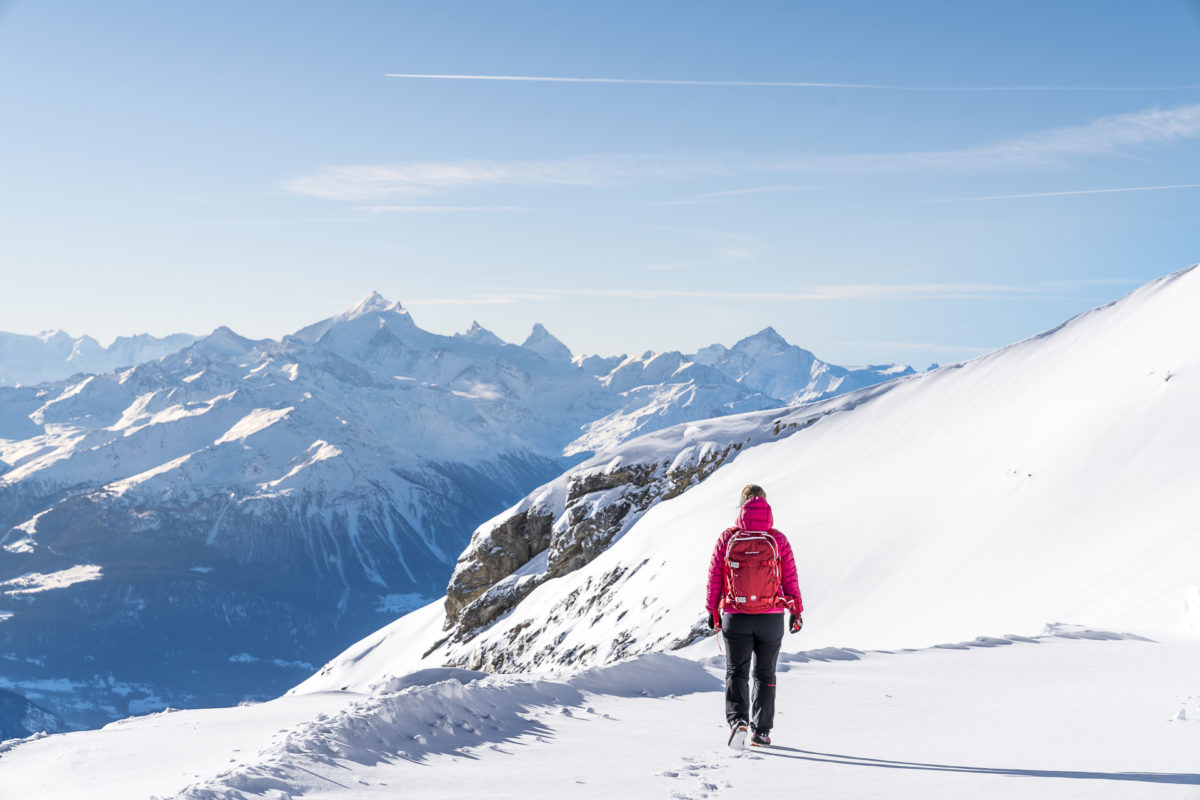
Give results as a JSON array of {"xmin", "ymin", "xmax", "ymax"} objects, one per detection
[{"xmin": 741, "ymin": 484, "xmax": 766, "ymax": 503}]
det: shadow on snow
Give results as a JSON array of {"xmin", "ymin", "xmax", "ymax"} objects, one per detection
[{"xmin": 758, "ymin": 747, "xmax": 1200, "ymax": 786}]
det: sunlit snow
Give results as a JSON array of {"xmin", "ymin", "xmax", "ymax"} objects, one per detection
[{"xmin": 1, "ymin": 564, "xmax": 103, "ymax": 596}]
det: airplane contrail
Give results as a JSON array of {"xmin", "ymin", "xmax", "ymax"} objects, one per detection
[{"xmin": 385, "ymin": 73, "xmax": 1200, "ymax": 92}]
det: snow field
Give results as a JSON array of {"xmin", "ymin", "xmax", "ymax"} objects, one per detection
[
  {"xmin": 293, "ymin": 633, "xmax": 1200, "ymax": 800},
  {"xmin": 0, "ymin": 692, "xmax": 351, "ymax": 800},
  {"xmin": 6, "ymin": 629, "xmax": 1191, "ymax": 800}
]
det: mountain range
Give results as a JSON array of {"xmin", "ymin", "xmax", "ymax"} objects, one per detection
[
  {"xmin": 0, "ymin": 294, "xmax": 912, "ymax": 728},
  {"xmin": 0, "ymin": 330, "xmax": 198, "ymax": 388}
]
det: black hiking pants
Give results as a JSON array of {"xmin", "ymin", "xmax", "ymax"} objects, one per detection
[{"xmin": 721, "ymin": 611, "xmax": 784, "ymax": 733}]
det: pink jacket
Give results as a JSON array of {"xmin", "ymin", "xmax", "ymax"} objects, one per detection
[{"xmin": 706, "ymin": 496, "xmax": 803, "ymax": 615}]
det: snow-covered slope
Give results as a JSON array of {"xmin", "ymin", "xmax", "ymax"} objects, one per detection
[
  {"xmin": 0, "ymin": 330, "xmax": 198, "ymax": 387},
  {"xmin": 303, "ymin": 264, "xmax": 1200, "ymax": 694},
  {"xmin": 0, "ymin": 294, "xmax": 909, "ymax": 727}
]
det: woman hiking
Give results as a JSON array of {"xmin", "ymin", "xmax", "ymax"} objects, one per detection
[{"xmin": 705, "ymin": 484, "xmax": 803, "ymax": 749}]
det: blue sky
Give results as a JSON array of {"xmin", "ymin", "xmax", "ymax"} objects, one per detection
[{"xmin": 2, "ymin": 1, "xmax": 1199, "ymax": 366}]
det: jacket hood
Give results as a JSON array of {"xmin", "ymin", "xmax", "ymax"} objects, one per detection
[{"xmin": 737, "ymin": 496, "xmax": 774, "ymax": 531}]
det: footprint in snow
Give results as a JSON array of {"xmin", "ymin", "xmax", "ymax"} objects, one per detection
[{"xmin": 664, "ymin": 754, "xmax": 731, "ymax": 798}]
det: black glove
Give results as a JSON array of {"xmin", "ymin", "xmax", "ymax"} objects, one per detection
[
  {"xmin": 788, "ymin": 613, "xmax": 803, "ymax": 634},
  {"xmin": 705, "ymin": 609, "xmax": 721, "ymax": 632}
]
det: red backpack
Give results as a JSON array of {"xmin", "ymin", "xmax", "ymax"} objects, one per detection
[{"xmin": 721, "ymin": 529, "xmax": 783, "ymax": 614}]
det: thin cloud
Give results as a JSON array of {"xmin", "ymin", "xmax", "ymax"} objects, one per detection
[
  {"xmin": 283, "ymin": 104, "xmax": 1200, "ymax": 200},
  {"xmin": 772, "ymin": 104, "xmax": 1200, "ymax": 173},
  {"xmin": 718, "ymin": 247, "xmax": 756, "ymax": 262},
  {"xmin": 925, "ymin": 182, "xmax": 1200, "ymax": 204},
  {"xmin": 386, "ymin": 73, "xmax": 1200, "ymax": 92},
  {"xmin": 284, "ymin": 155, "xmax": 717, "ymax": 201}
]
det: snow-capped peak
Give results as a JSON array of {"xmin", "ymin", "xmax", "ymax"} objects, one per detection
[
  {"xmin": 456, "ymin": 321, "xmax": 507, "ymax": 348},
  {"xmin": 521, "ymin": 323, "xmax": 572, "ymax": 363},
  {"xmin": 192, "ymin": 326, "xmax": 263, "ymax": 357},
  {"xmin": 289, "ymin": 293, "xmax": 416, "ymax": 347},
  {"xmin": 343, "ymin": 292, "xmax": 407, "ymax": 321},
  {"xmin": 730, "ymin": 326, "xmax": 792, "ymax": 356}
]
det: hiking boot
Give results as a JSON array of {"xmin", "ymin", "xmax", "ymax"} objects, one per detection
[
  {"xmin": 727, "ymin": 720, "xmax": 748, "ymax": 749},
  {"xmin": 750, "ymin": 730, "xmax": 771, "ymax": 747}
]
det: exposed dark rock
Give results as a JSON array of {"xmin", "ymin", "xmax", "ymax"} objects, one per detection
[
  {"xmin": 546, "ymin": 445, "xmax": 736, "ymax": 579},
  {"xmin": 440, "ymin": 438, "xmax": 742, "ymax": 660},
  {"xmin": 443, "ymin": 509, "xmax": 554, "ymax": 625}
]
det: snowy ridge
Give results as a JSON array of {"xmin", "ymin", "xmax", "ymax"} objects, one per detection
[{"xmin": 0, "ymin": 330, "xmax": 198, "ymax": 388}]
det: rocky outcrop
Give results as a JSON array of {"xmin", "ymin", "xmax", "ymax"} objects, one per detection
[
  {"xmin": 443, "ymin": 508, "xmax": 555, "ymax": 621},
  {"xmin": 442, "ymin": 441, "xmax": 742, "ymax": 643},
  {"xmin": 453, "ymin": 559, "xmax": 650, "ymax": 672},
  {"xmin": 548, "ymin": 446, "xmax": 734, "ymax": 576}
]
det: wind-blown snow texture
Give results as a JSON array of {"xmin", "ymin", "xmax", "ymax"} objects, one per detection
[{"xmin": 0, "ymin": 294, "xmax": 908, "ymax": 727}]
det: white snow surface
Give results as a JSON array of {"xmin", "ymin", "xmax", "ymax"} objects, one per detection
[
  {"xmin": 2, "ymin": 631, "xmax": 1197, "ymax": 799},
  {"xmin": 3, "ymin": 266, "xmax": 1200, "ymax": 797},
  {"xmin": 0, "ymin": 564, "xmax": 103, "ymax": 596}
]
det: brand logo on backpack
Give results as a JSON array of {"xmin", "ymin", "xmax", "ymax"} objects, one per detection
[{"xmin": 721, "ymin": 530, "xmax": 783, "ymax": 614}]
